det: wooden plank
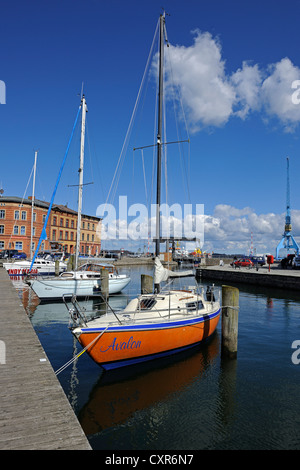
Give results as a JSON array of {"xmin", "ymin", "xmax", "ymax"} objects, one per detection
[{"xmin": 0, "ymin": 267, "xmax": 91, "ymax": 450}]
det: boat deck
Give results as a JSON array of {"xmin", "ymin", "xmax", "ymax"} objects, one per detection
[{"xmin": 0, "ymin": 266, "xmax": 91, "ymax": 450}]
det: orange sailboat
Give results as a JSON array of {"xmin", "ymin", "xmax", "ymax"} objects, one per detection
[{"xmin": 64, "ymin": 13, "xmax": 221, "ymax": 370}]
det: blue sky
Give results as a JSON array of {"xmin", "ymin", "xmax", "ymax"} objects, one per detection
[{"xmin": 2, "ymin": 0, "xmax": 300, "ymax": 255}]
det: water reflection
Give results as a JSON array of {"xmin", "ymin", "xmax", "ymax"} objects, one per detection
[{"xmin": 78, "ymin": 333, "xmax": 220, "ymax": 436}]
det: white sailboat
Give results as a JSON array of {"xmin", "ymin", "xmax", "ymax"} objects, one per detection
[
  {"xmin": 4, "ymin": 151, "xmax": 67, "ymax": 276},
  {"xmin": 27, "ymin": 96, "xmax": 130, "ymax": 300},
  {"xmin": 63, "ymin": 14, "xmax": 220, "ymax": 370},
  {"xmin": 4, "ymin": 252, "xmax": 67, "ymax": 276}
]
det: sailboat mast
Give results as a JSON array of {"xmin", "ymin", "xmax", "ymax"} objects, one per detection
[
  {"xmin": 75, "ymin": 95, "xmax": 87, "ymax": 270},
  {"xmin": 30, "ymin": 150, "xmax": 38, "ymax": 260},
  {"xmin": 154, "ymin": 13, "xmax": 165, "ymax": 293}
]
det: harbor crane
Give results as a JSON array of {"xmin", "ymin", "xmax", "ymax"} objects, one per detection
[{"xmin": 275, "ymin": 157, "xmax": 300, "ymax": 259}]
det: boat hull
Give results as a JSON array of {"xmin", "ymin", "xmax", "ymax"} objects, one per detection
[
  {"xmin": 3, "ymin": 260, "xmax": 67, "ymax": 276},
  {"xmin": 74, "ymin": 309, "xmax": 221, "ymax": 370},
  {"xmin": 29, "ymin": 276, "xmax": 131, "ymax": 300}
]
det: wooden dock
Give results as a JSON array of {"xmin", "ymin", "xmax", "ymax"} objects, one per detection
[{"xmin": 0, "ymin": 267, "xmax": 91, "ymax": 450}]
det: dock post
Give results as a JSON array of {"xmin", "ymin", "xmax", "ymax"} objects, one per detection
[
  {"xmin": 55, "ymin": 260, "xmax": 59, "ymax": 276},
  {"xmin": 101, "ymin": 268, "xmax": 109, "ymax": 300},
  {"xmin": 67, "ymin": 254, "xmax": 75, "ymax": 270},
  {"xmin": 221, "ymin": 285, "xmax": 239, "ymax": 359},
  {"xmin": 141, "ymin": 274, "xmax": 153, "ymax": 294}
]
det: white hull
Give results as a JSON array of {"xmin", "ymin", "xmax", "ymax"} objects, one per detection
[
  {"xmin": 28, "ymin": 273, "xmax": 131, "ymax": 300},
  {"xmin": 3, "ymin": 259, "xmax": 67, "ymax": 276}
]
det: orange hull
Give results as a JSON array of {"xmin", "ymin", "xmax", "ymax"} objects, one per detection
[{"xmin": 76, "ymin": 309, "xmax": 220, "ymax": 369}]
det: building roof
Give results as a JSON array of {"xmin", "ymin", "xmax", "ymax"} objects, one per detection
[
  {"xmin": 0, "ymin": 196, "xmax": 49, "ymax": 209},
  {"xmin": 0, "ymin": 196, "xmax": 101, "ymax": 221}
]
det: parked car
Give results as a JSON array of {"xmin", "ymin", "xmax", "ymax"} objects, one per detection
[
  {"xmin": 0, "ymin": 249, "xmax": 19, "ymax": 259},
  {"xmin": 293, "ymin": 255, "xmax": 300, "ymax": 269},
  {"xmin": 232, "ymin": 258, "xmax": 254, "ymax": 268},
  {"xmin": 11, "ymin": 252, "xmax": 27, "ymax": 259},
  {"xmin": 250, "ymin": 255, "xmax": 266, "ymax": 266}
]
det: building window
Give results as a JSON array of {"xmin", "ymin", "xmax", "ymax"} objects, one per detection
[
  {"xmin": 0, "ymin": 241, "xmax": 4, "ymax": 249},
  {"xmin": 66, "ymin": 219, "xmax": 69, "ymax": 228},
  {"xmin": 52, "ymin": 230, "xmax": 56, "ymax": 241},
  {"xmin": 14, "ymin": 210, "xmax": 20, "ymax": 220},
  {"xmin": 92, "ymin": 224, "xmax": 95, "ymax": 230},
  {"xmin": 42, "ymin": 214, "xmax": 46, "ymax": 223},
  {"xmin": 53, "ymin": 216, "xmax": 57, "ymax": 226},
  {"xmin": 0, "ymin": 225, "xmax": 4, "ymax": 234},
  {"xmin": 92, "ymin": 234, "xmax": 94, "ymax": 242},
  {"xmin": 70, "ymin": 232, "xmax": 74, "ymax": 241},
  {"xmin": 60, "ymin": 218, "xmax": 63, "ymax": 227},
  {"xmin": 65, "ymin": 232, "xmax": 68, "ymax": 240},
  {"xmin": 82, "ymin": 233, "xmax": 84, "ymax": 241},
  {"xmin": 82, "ymin": 222, "xmax": 85, "ymax": 229},
  {"xmin": 0, "ymin": 210, "xmax": 5, "ymax": 219},
  {"xmin": 20, "ymin": 226, "xmax": 26, "ymax": 235},
  {"xmin": 87, "ymin": 234, "xmax": 89, "ymax": 241},
  {"xmin": 88, "ymin": 222, "xmax": 90, "ymax": 230},
  {"xmin": 15, "ymin": 242, "xmax": 23, "ymax": 250},
  {"xmin": 59, "ymin": 231, "xmax": 63, "ymax": 240},
  {"xmin": 21, "ymin": 211, "xmax": 27, "ymax": 220},
  {"xmin": 71, "ymin": 220, "xmax": 74, "ymax": 228},
  {"xmin": 32, "ymin": 227, "xmax": 36, "ymax": 236},
  {"xmin": 33, "ymin": 212, "xmax": 36, "ymax": 222},
  {"xmin": 14, "ymin": 226, "xmax": 19, "ymax": 235}
]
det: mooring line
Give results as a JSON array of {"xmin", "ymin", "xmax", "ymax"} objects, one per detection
[{"xmin": 55, "ymin": 326, "xmax": 109, "ymax": 375}]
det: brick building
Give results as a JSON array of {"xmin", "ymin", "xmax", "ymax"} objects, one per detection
[{"xmin": 0, "ymin": 196, "xmax": 102, "ymax": 257}]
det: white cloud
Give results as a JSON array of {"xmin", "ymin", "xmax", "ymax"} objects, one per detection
[
  {"xmin": 163, "ymin": 32, "xmax": 300, "ymax": 131},
  {"xmin": 165, "ymin": 31, "xmax": 236, "ymax": 129},
  {"xmin": 202, "ymin": 204, "xmax": 300, "ymax": 255},
  {"xmin": 261, "ymin": 58, "xmax": 300, "ymax": 129},
  {"xmin": 231, "ymin": 62, "xmax": 262, "ymax": 119}
]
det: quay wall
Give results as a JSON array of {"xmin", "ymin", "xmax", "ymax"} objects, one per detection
[{"xmin": 196, "ymin": 264, "xmax": 300, "ymax": 291}]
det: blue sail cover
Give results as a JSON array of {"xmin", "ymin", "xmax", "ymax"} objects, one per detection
[{"xmin": 29, "ymin": 104, "xmax": 81, "ymax": 272}]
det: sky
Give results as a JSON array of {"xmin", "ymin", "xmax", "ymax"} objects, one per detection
[{"xmin": 2, "ymin": 0, "xmax": 300, "ymax": 256}]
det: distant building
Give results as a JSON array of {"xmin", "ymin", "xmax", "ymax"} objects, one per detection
[{"xmin": 0, "ymin": 196, "xmax": 102, "ymax": 257}]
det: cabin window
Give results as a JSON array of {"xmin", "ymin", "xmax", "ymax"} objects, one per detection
[
  {"xmin": 186, "ymin": 300, "xmax": 204, "ymax": 312},
  {"xmin": 139, "ymin": 297, "xmax": 157, "ymax": 310}
]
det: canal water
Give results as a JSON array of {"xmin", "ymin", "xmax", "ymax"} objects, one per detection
[{"xmin": 15, "ymin": 265, "xmax": 300, "ymax": 450}]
